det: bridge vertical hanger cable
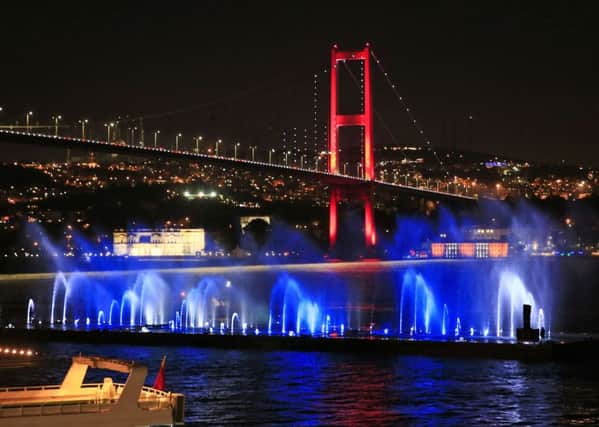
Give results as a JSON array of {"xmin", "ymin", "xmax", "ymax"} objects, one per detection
[
  {"xmin": 341, "ymin": 61, "xmax": 401, "ymax": 147},
  {"xmin": 369, "ymin": 49, "xmax": 450, "ymax": 178}
]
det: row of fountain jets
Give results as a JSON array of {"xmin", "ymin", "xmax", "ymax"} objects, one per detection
[{"xmin": 24, "ymin": 270, "xmax": 547, "ymax": 339}]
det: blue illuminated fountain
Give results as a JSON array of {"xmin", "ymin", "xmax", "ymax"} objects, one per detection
[
  {"xmin": 441, "ymin": 304, "xmax": 449, "ymax": 336},
  {"xmin": 33, "ymin": 262, "xmax": 548, "ymax": 341},
  {"xmin": 26, "ymin": 298, "xmax": 35, "ymax": 326},
  {"xmin": 182, "ymin": 277, "xmax": 248, "ymax": 330},
  {"xmin": 496, "ymin": 270, "xmax": 537, "ymax": 338},
  {"xmin": 108, "ymin": 300, "xmax": 119, "ymax": 326},
  {"xmin": 397, "ymin": 270, "xmax": 437, "ymax": 335},
  {"xmin": 268, "ymin": 274, "xmax": 324, "ymax": 336},
  {"xmin": 120, "ymin": 289, "xmax": 139, "ymax": 327},
  {"xmin": 50, "ymin": 272, "xmax": 70, "ymax": 325},
  {"xmin": 137, "ymin": 272, "xmax": 169, "ymax": 326}
]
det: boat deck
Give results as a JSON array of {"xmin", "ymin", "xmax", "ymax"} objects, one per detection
[{"xmin": 0, "ymin": 382, "xmax": 174, "ymax": 417}]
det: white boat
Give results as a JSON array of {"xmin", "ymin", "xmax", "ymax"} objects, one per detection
[{"xmin": 0, "ymin": 355, "xmax": 184, "ymax": 426}]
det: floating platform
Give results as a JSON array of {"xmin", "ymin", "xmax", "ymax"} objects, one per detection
[{"xmin": 2, "ymin": 328, "xmax": 599, "ymax": 362}]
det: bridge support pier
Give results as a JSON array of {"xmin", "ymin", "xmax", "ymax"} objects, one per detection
[
  {"xmin": 364, "ymin": 195, "xmax": 376, "ymax": 247},
  {"xmin": 329, "ymin": 188, "xmax": 340, "ymax": 247},
  {"xmin": 328, "ymin": 185, "xmax": 376, "ymax": 251}
]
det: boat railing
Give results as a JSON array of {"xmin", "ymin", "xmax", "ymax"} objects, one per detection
[
  {"xmin": 0, "ymin": 384, "xmax": 60, "ymax": 393},
  {"xmin": 0, "ymin": 382, "xmax": 175, "ymax": 418},
  {"xmin": 0, "ymin": 400, "xmax": 115, "ymax": 418}
]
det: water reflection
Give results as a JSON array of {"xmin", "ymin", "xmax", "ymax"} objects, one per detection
[{"xmin": 0, "ymin": 343, "xmax": 598, "ymax": 425}]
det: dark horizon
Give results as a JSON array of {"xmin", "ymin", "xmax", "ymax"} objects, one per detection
[{"xmin": 1, "ymin": 2, "xmax": 597, "ymax": 166}]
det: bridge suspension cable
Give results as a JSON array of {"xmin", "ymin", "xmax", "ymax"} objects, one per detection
[
  {"xmin": 340, "ymin": 61, "xmax": 401, "ymax": 147},
  {"xmin": 369, "ymin": 49, "xmax": 449, "ymax": 176},
  {"xmin": 106, "ymin": 71, "xmax": 318, "ymax": 125}
]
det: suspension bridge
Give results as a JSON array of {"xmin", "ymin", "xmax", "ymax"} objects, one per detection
[{"xmin": 0, "ymin": 43, "xmax": 477, "ymax": 249}]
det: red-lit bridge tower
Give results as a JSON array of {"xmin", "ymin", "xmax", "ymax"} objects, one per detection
[{"xmin": 328, "ymin": 43, "xmax": 376, "ymax": 249}]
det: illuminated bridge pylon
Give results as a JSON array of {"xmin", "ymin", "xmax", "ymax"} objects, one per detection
[{"xmin": 328, "ymin": 43, "xmax": 376, "ymax": 249}]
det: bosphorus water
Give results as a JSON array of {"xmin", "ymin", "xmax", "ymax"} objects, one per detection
[
  {"xmin": 1, "ymin": 342, "xmax": 598, "ymax": 425},
  {"xmin": 0, "ymin": 258, "xmax": 598, "ymax": 424}
]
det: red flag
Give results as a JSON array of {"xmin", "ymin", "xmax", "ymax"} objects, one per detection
[{"xmin": 153, "ymin": 355, "xmax": 167, "ymax": 390}]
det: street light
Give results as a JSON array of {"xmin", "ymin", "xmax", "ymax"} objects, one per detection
[
  {"xmin": 25, "ymin": 111, "xmax": 33, "ymax": 133},
  {"xmin": 175, "ymin": 133, "xmax": 182, "ymax": 151},
  {"xmin": 250, "ymin": 146, "xmax": 256, "ymax": 161},
  {"xmin": 52, "ymin": 115, "xmax": 62, "ymax": 136},
  {"xmin": 215, "ymin": 139, "xmax": 222, "ymax": 156},
  {"xmin": 284, "ymin": 150, "xmax": 290, "ymax": 165},
  {"xmin": 128, "ymin": 127, "xmax": 135, "ymax": 145},
  {"xmin": 234, "ymin": 142, "xmax": 240, "ymax": 159},
  {"xmin": 78, "ymin": 119, "xmax": 88, "ymax": 139},
  {"xmin": 300, "ymin": 154, "xmax": 305, "ymax": 169},
  {"xmin": 269, "ymin": 148, "xmax": 275, "ymax": 164},
  {"xmin": 356, "ymin": 162, "xmax": 362, "ymax": 178},
  {"xmin": 195, "ymin": 135, "xmax": 202, "ymax": 153},
  {"xmin": 343, "ymin": 162, "xmax": 348, "ymax": 175},
  {"xmin": 153, "ymin": 130, "xmax": 160, "ymax": 148},
  {"xmin": 104, "ymin": 122, "xmax": 114, "ymax": 142}
]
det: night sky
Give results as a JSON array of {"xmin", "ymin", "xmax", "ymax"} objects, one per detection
[{"xmin": 1, "ymin": 2, "xmax": 597, "ymax": 165}]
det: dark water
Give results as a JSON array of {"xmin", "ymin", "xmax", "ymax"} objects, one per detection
[
  {"xmin": 1, "ymin": 259, "xmax": 598, "ymax": 424},
  {"xmin": 1, "ymin": 342, "xmax": 599, "ymax": 425}
]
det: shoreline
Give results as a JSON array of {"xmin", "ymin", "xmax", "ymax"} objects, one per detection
[{"xmin": 2, "ymin": 328, "xmax": 597, "ymax": 362}]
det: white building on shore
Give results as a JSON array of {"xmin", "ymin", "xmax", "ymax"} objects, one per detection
[{"xmin": 113, "ymin": 228, "xmax": 205, "ymax": 257}]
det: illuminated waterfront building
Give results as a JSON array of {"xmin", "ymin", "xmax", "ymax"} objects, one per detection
[
  {"xmin": 431, "ymin": 227, "xmax": 509, "ymax": 258},
  {"xmin": 431, "ymin": 242, "xmax": 508, "ymax": 258},
  {"xmin": 113, "ymin": 228, "xmax": 205, "ymax": 256}
]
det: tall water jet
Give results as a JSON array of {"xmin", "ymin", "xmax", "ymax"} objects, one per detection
[
  {"xmin": 231, "ymin": 312, "xmax": 240, "ymax": 334},
  {"xmin": 180, "ymin": 299, "xmax": 187, "ymax": 328},
  {"xmin": 496, "ymin": 271, "xmax": 536, "ymax": 338},
  {"xmin": 97, "ymin": 310, "xmax": 105, "ymax": 326},
  {"xmin": 108, "ymin": 300, "xmax": 119, "ymax": 326},
  {"xmin": 203, "ymin": 279, "xmax": 222, "ymax": 328},
  {"xmin": 26, "ymin": 298, "xmax": 35, "ymax": 326},
  {"xmin": 50, "ymin": 272, "xmax": 70, "ymax": 325},
  {"xmin": 441, "ymin": 304, "xmax": 449, "ymax": 336},
  {"xmin": 398, "ymin": 270, "xmax": 436, "ymax": 335},
  {"xmin": 296, "ymin": 300, "xmax": 319, "ymax": 335},
  {"xmin": 269, "ymin": 274, "xmax": 322, "ymax": 336},
  {"xmin": 185, "ymin": 288, "xmax": 202, "ymax": 328},
  {"xmin": 120, "ymin": 290, "xmax": 139, "ymax": 327},
  {"xmin": 136, "ymin": 272, "xmax": 169, "ymax": 326},
  {"xmin": 455, "ymin": 317, "xmax": 461, "ymax": 337},
  {"xmin": 538, "ymin": 308, "xmax": 546, "ymax": 337},
  {"xmin": 186, "ymin": 277, "xmax": 222, "ymax": 329},
  {"xmin": 269, "ymin": 275, "xmax": 301, "ymax": 335}
]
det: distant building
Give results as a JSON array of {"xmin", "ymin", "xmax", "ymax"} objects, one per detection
[
  {"xmin": 431, "ymin": 227, "xmax": 509, "ymax": 258},
  {"xmin": 431, "ymin": 242, "xmax": 508, "ymax": 258},
  {"xmin": 113, "ymin": 228, "xmax": 205, "ymax": 257}
]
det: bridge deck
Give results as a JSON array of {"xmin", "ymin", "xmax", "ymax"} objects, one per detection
[{"xmin": 0, "ymin": 129, "xmax": 476, "ymax": 201}]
